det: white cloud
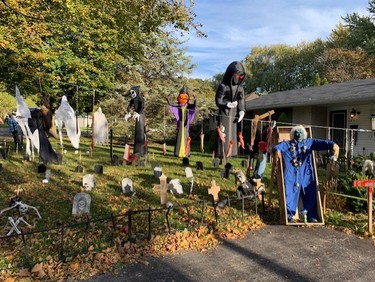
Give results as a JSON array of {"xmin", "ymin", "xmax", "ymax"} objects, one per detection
[{"xmin": 185, "ymin": 0, "xmax": 370, "ymax": 79}]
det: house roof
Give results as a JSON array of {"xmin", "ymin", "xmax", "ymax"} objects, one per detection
[{"xmin": 245, "ymin": 78, "xmax": 375, "ymax": 111}]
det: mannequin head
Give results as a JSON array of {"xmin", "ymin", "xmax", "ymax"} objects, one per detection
[{"xmin": 290, "ymin": 125, "xmax": 307, "ymax": 142}]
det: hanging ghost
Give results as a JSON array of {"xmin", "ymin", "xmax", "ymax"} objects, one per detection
[
  {"xmin": 14, "ymin": 86, "xmax": 39, "ymax": 158},
  {"xmin": 125, "ymin": 86, "xmax": 147, "ymax": 156},
  {"xmin": 166, "ymin": 85, "xmax": 196, "ymax": 158},
  {"xmin": 55, "ymin": 95, "xmax": 81, "ymax": 149},
  {"xmin": 92, "ymin": 107, "xmax": 108, "ymax": 146},
  {"xmin": 215, "ymin": 61, "xmax": 246, "ymax": 159}
]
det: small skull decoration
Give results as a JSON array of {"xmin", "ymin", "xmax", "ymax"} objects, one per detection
[{"xmin": 18, "ymin": 203, "xmax": 29, "ymax": 213}]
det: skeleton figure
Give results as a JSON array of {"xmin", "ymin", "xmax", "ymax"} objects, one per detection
[
  {"xmin": 234, "ymin": 170, "xmax": 255, "ymax": 198},
  {"xmin": 234, "ymin": 170, "xmax": 265, "ymax": 199},
  {"xmin": 1, "ymin": 199, "xmax": 42, "ymax": 235}
]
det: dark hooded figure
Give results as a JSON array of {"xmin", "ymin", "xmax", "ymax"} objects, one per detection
[
  {"xmin": 166, "ymin": 85, "xmax": 196, "ymax": 157},
  {"xmin": 215, "ymin": 61, "xmax": 246, "ymax": 159},
  {"xmin": 125, "ymin": 86, "xmax": 147, "ymax": 156},
  {"xmin": 29, "ymin": 96, "xmax": 59, "ymax": 164}
]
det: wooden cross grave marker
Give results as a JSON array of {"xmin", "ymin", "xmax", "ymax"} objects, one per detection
[{"xmin": 208, "ymin": 179, "xmax": 220, "ymax": 203}]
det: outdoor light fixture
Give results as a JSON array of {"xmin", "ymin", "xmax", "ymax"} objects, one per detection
[{"xmin": 350, "ymin": 108, "xmax": 360, "ymax": 120}]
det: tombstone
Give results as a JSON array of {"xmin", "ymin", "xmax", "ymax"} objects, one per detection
[
  {"xmin": 241, "ymin": 160, "xmax": 248, "ymax": 168},
  {"xmin": 45, "ymin": 169, "xmax": 52, "ymax": 180},
  {"xmin": 72, "ymin": 192, "xmax": 91, "ymax": 215},
  {"xmin": 82, "ymin": 174, "xmax": 95, "ymax": 191},
  {"xmin": 208, "ymin": 179, "xmax": 220, "ymax": 202},
  {"xmin": 153, "ymin": 174, "xmax": 169, "ymax": 205},
  {"xmin": 0, "ymin": 163, "xmax": 3, "ymax": 173},
  {"xmin": 182, "ymin": 157, "xmax": 189, "ymax": 166},
  {"xmin": 185, "ymin": 167, "xmax": 194, "ymax": 194},
  {"xmin": 151, "ymin": 162, "xmax": 160, "ymax": 170},
  {"xmin": 111, "ymin": 155, "xmax": 119, "ymax": 166},
  {"xmin": 169, "ymin": 179, "xmax": 184, "ymax": 195},
  {"xmin": 212, "ymin": 158, "xmax": 220, "ymax": 168},
  {"xmin": 37, "ymin": 163, "xmax": 47, "ymax": 174},
  {"xmin": 121, "ymin": 178, "xmax": 134, "ymax": 195},
  {"xmin": 94, "ymin": 164, "xmax": 103, "ymax": 174},
  {"xmin": 75, "ymin": 165, "xmax": 84, "ymax": 173},
  {"xmin": 196, "ymin": 161, "xmax": 204, "ymax": 171},
  {"xmin": 221, "ymin": 163, "xmax": 232, "ymax": 179},
  {"xmin": 154, "ymin": 166, "xmax": 162, "ymax": 178},
  {"xmin": 23, "ymin": 154, "xmax": 30, "ymax": 162},
  {"xmin": 0, "ymin": 147, "xmax": 6, "ymax": 160},
  {"xmin": 57, "ymin": 154, "xmax": 63, "ymax": 165}
]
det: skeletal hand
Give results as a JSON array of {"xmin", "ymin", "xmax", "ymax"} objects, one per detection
[
  {"xmin": 133, "ymin": 112, "xmax": 140, "ymax": 121},
  {"xmin": 238, "ymin": 111, "xmax": 245, "ymax": 123},
  {"xmin": 125, "ymin": 113, "xmax": 132, "ymax": 121},
  {"xmin": 226, "ymin": 101, "xmax": 238, "ymax": 109}
]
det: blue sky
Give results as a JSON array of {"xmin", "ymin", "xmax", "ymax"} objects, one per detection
[{"xmin": 184, "ymin": 0, "xmax": 370, "ymax": 80}]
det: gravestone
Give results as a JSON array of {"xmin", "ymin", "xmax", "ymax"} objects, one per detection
[
  {"xmin": 241, "ymin": 160, "xmax": 248, "ymax": 168},
  {"xmin": 212, "ymin": 158, "xmax": 220, "ymax": 168},
  {"xmin": 37, "ymin": 163, "xmax": 47, "ymax": 174},
  {"xmin": 122, "ymin": 178, "xmax": 134, "ymax": 194},
  {"xmin": 169, "ymin": 179, "xmax": 184, "ymax": 195},
  {"xmin": 151, "ymin": 162, "xmax": 160, "ymax": 170},
  {"xmin": 208, "ymin": 179, "xmax": 220, "ymax": 202},
  {"xmin": 153, "ymin": 174, "xmax": 169, "ymax": 204},
  {"xmin": 75, "ymin": 165, "xmax": 84, "ymax": 173},
  {"xmin": 221, "ymin": 162, "xmax": 232, "ymax": 179},
  {"xmin": 182, "ymin": 157, "xmax": 189, "ymax": 166},
  {"xmin": 185, "ymin": 167, "xmax": 194, "ymax": 194},
  {"xmin": 82, "ymin": 174, "xmax": 95, "ymax": 191},
  {"xmin": 111, "ymin": 155, "xmax": 119, "ymax": 166},
  {"xmin": 72, "ymin": 192, "xmax": 91, "ymax": 215},
  {"xmin": 94, "ymin": 164, "xmax": 103, "ymax": 174},
  {"xmin": 196, "ymin": 161, "xmax": 204, "ymax": 171},
  {"xmin": 154, "ymin": 166, "xmax": 162, "ymax": 178},
  {"xmin": 0, "ymin": 163, "xmax": 2, "ymax": 173}
]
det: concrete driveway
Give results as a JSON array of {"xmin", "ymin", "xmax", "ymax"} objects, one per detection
[{"xmin": 84, "ymin": 224, "xmax": 375, "ymax": 282}]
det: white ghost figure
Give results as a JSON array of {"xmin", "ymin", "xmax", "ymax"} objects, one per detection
[
  {"xmin": 169, "ymin": 179, "xmax": 184, "ymax": 195},
  {"xmin": 82, "ymin": 174, "xmax": 95, "ymax": 191},
  {"xmin": 92, "ymin": 107, "xmax": 108, "ymax": 145},
  {"xmin": 14, "ymin": 86, "xmax": 40, "ymax": 157},
  {"xmin": 55, "ymin": 95, "xmax": 81, "ymax": 149}
]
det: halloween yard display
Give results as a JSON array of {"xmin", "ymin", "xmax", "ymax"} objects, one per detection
[
  {"xmin": 125, "ymin": 86, "xmax": 147, "ymax": 157},
  {"xmin": 215, "ymin": 61, "xmax": 246, "ymax": 160},
  {"xmin": 166, "ymin": 85, "xmax": 196, "ymax": 158},
  {"xmin": 272, "ymin": 125, "xmax": 339, "ymax": 224}
]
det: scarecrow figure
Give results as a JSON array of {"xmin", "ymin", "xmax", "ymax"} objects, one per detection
[
  {"xmin": 166, "ymin": 85, "xmax": 196, "ymax": 158},
  {"xmin": 125, "ymin": 86, "xmax": 147, "ymax": 156},
  {"xmin": 272, "ymin": 125, "xmax": 339, "ymax": 223},
  {"xmin": 215, "ymin": 61, "xmax": 246, "ymax": 159}
]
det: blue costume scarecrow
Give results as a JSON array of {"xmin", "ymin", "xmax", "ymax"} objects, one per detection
[{"xmin": 272, "ymin": 125, "xmax": 339, "ymax": 222}]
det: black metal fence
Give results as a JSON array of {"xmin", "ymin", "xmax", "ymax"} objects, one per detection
[{"xmin": 0, "ymin": 196, "xmax": 264, "ymax": 268}]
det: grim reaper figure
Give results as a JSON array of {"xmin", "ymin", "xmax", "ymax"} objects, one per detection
[
  {"xmin": 125, "ymin": 86, "xmax": 147, "ymax": 156},
  {"xmin": 215, "ymin": 61, "xmax": 246, "ymax": 159}
]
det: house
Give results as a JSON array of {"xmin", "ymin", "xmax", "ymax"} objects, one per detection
[{"xmin": 245, "ymin": 78, "xmax": 375, "ymax": 157}]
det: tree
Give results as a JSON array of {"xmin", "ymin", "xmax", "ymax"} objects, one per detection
[
  {"xmin": 0, "ymin": 0, "xmax": 203, "ymax": 111},
  {"xmin": 342, "ymin": 0, "xmax": 375, "ymax": 56},
  {"xmin": 318, "ymin": 47, "xmax": 375, "ymax": 83}
]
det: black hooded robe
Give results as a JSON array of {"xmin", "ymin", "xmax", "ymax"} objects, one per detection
[{"xmin": 215, "ymin": 61, "xmax": 246, "ymax": 159}]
